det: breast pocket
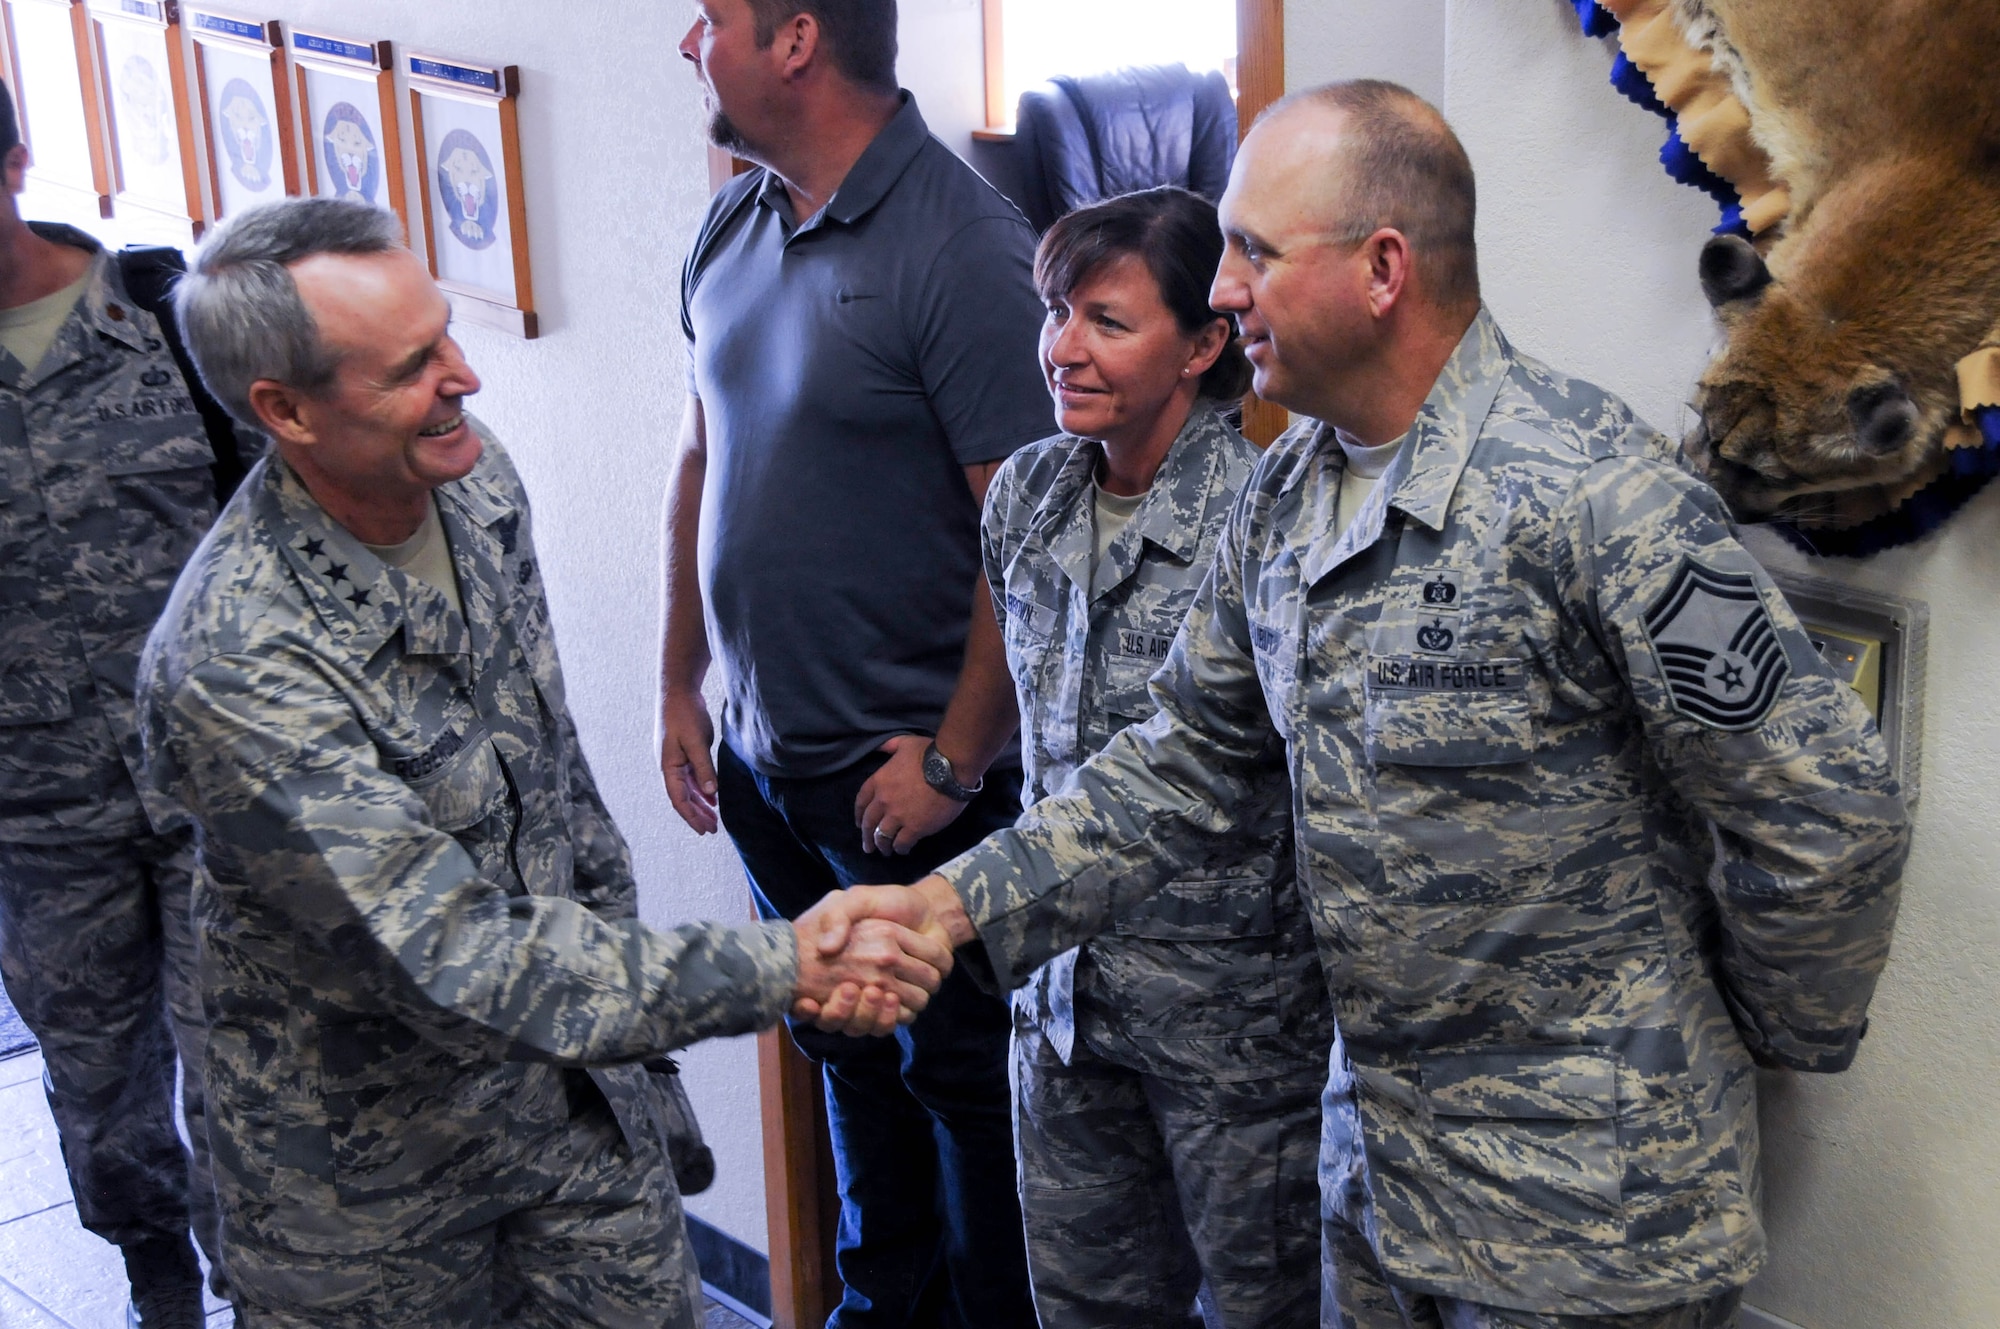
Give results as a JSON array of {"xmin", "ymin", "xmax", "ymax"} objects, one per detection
[
  {"xmin": 1362, "ymin": 675, "xmax": 1552, "ymax": 902},
  {"xmin": 1418, "ymin": 1047, "xmax": 1626, "ymax": 1249}
]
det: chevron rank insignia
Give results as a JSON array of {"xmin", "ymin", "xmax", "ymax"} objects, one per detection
[{"xmin": 1643, "ymin": 559, "xmax": 1789, "ymax": 731}]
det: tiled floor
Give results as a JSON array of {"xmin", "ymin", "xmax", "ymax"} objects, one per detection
[{"xmin": 0, "ymin": 1048, "xmax": 761, "ymax": 1329}]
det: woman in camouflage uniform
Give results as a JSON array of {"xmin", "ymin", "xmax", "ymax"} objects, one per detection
[{"xmin": 982, "ymin": 188, "xmax": 1332, "ymax": 1328}]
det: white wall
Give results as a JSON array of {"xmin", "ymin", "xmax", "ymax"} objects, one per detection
[
  {"xmin": 1285, "ymin": 0, "xmax": 1448, "ymax": 112},
  {"xmin": 1289, "ymin": 0, "xmax": 2000, "ymax": 1323}
]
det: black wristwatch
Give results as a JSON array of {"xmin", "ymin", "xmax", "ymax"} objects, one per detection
[{"xmin": 921, "ymin": 741, "xmax": 982, "ymax": 802}]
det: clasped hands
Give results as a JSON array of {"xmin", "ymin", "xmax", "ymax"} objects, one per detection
[{"xmin": 788, "ymin": 877, "xmax": 975, "ymax": 1036}]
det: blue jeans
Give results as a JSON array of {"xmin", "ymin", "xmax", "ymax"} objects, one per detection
[{"xmin": 718, "ymin": 742, "xmax": 1035, "ymax": 1329}]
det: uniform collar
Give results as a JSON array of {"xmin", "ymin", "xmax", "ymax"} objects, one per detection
[
  {"xmin": 1286, "ymin": 310, "xmax": 1511, "ymax": 587},
  {"xmin": 1034, "ymin": 403, "xmax": 1228, "ymax": 596},
  {"xmin": 759, "ymin": 92, "xmax": 929, "ymax": 235},
  {"xmin": 1386, "ymin": 307, "xmax": 1512, "ymax": 533},
  {"xmin": 257, "ymin": 435, "xmax": 517, "ymax": 662},
  {"xmin": 1, "ymin": 232, "xmax": 149, "ymax": 391}
]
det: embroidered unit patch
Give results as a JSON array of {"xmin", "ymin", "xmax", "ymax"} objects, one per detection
[{"xmin": 1643, "ymin": 560, "xmax": 1789, "ymax": 730}]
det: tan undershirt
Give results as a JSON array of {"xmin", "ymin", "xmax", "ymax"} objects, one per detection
[
  {"xmin": 1092, "ymin": 482, "xmax": 1148, "ymax": 594},
  {"xmin": 1335, "ymin": 430, "xmax": 1405, "ymax": 537},
  {"xmin": 0, "ymin": 270, "xmax": 90, "ymax": 376},
  {"xmin": 363, "ymin": 496, "xmax": 463, "ymax": 617}
]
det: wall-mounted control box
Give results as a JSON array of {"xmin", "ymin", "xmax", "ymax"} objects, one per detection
[{"xmin": 1769, "ymin": 572, "xmax": 1929, "ymax": 806}]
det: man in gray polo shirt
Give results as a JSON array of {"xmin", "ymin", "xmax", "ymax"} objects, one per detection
[{"xmin": 664, "ymin": 2, "xmax": 1048, "ymax": 1325}]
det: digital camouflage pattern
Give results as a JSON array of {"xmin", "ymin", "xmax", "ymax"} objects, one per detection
[
  {"xmin": 1013, "ymin": 1021, "xmax": 1324, "ymax": 1329},
  {"xmin": 1320, "ymin": 1212, "xmax": 1742, "ymax": 1329},
  {"xmin": 983, "ymin": 403, "xmax": 1329, "ymax": 1077},
  {"xmin": 138, "ymin": 427, "xmax": 797, "ymax": 1309},
  {"xmin": 939, "ymin": 310, "xmax": 1910, "ymax": 1315},
  {"xmin": 986, "ymin": 406, "xmax": 1329, "ymax": 1326},
  {"xmin": 0, "ymin": 225, "xmax": 221, "ymax": 1263},
  {"xmin": 0, "ymin": 226, "xmax": 217, "ymax": 842}
]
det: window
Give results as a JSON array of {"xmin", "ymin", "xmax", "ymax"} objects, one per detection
[{"xmin": 982, "ymin": 0, "xmax": 1239, "ymax": 130}]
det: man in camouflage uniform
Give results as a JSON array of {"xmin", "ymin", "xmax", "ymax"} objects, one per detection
[
  {"xmin": 0, "ymin": 82, "xmax": 221, "ymax": 1327},
  {"xmin": 989, "ymin": 397, "xmax": 1330, "ymax": 1327},
  {"xmin": 139, "ymin": 198, "xmax": 952, "ymax": 1328},
  {"xmin": 851, "ymin": 82, "xmax": 1911, "ymax": 1327}
]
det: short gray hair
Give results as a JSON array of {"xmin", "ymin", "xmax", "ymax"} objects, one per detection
[
  {"xmin": 175, "ymin": 198, "xmax": 404, "ymax": 428},
  {"xmin": 1262, "ymin": 80, "xmax": 1481, "ymax": 312}
]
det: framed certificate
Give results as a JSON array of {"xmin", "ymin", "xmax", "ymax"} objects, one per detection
[
  {"xmin": 85, "ymin": 0, "xmax": 201, "ymax": 233},
  {"xmin": 186, "ymin": 7, "xmax": 296, "ymax": 219},
  {"xmin": 290, "ymin": 26, "xmax": 404, "ymax": 227},
  {"xmin": 408, "ymin": 50, "xmax": 535, "ymax": 339},
  {"xmin": 2, "ymin": 0, "xmax": 112, "ymax": 214}
]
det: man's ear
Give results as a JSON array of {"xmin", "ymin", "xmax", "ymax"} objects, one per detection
[
  {"xmin": 1364, "ymin": 228, "xmax": 1414, "ymax": 318},
  {"xmin": 775, "ymin": 13, "xmax": 822, "ymax": 80},
  {"xmin": 3, "ymin": 143, "xmax": 30, "ymax": 197},
  {"xmin": 247, "ymin": 380, "xmax": 316, "ymax": 448}
]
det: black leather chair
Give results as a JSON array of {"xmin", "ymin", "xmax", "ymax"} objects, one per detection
[{"xmin": 1011, "ymin": 63, "xmax": 1238, "ymax": 233}]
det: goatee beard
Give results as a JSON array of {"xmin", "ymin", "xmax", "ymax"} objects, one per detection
[{"xmin": 707, "ymin": 106, "xmax": 750, "ymax": 156}]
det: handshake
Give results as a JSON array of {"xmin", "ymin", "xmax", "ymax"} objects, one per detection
[{"xmin": 787, "ymin": 876, "xmax": 977, "ymax": 1036}]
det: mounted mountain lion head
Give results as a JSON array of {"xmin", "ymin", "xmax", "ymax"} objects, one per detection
[
  {"xmin": 1662, "ymin": 0, "xmax": 2000, "ymax": 533},
  {"xmin": 1688, "ymin": 158, "xmax": 2000, "ymax": 524}
]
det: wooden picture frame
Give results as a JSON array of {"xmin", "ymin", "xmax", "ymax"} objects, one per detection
[
  {"xmin": 290, "ymin": 26, "xmax": 404, "ymax": 230},
  {"xmin": 186, "ymin": 7, "xmax": 296, "ymax": 220},
  {"xmin": 84, "ymin": 0, "xmax": 201, "ymax": 234},
  {"xmin": 407, "ymin": 50, "xmax": 535, "ymax": 340},
  {"xmin": 2, "ymin": 0, "xmax": 112, "ymax": 215}
]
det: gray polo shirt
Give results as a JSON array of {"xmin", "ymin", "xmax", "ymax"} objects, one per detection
[{"xmin": 682, "ymin": 94, "xmax": 1051, "ymax": 779}]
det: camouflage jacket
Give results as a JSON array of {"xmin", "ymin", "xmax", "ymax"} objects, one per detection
[
  {"xmin": 138, "ymin": 429, "xmax": 797, "ymax": 1255},
  {"xmin": 0, "ymin": 225, "xmax": 216, "ymax": 843},
  {"xmin": 938, "ymin": 311, "xmax": 1909, "ymax": 1312},
  {"xmin": 984, "ymin": 404, "xmax": 1329, "ymax": 1081}
]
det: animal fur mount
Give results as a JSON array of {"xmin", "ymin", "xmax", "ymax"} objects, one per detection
[{"xmin": 1574, "ymin": 0, "xmax": 2000, "ymax": 556}]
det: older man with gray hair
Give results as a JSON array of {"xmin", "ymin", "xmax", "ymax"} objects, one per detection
[{"xmin": 136, "ymin": 197, "xmax": 953, "ymax": 1328}]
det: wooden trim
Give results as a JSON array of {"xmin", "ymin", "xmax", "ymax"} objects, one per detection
[
  {"xmin": 495, "ymin": 89, "xmax": 534, "ymax": 319},
  {"xmin": 981, "ymin": 0, "xmax": 1005, "ymax": 130},
  {"xmin": 705, "ymin": 141, "xmax": 749, "ymax": 193},
  {"xmin": 408, "ymin": 84, "xmax": 434, "ymax": 270},
  {"xmin": 66, "ymin": 0, "xmax": 112, "ymax": 213},
  {"xmin": 160, "ymin": 6, "xmax": 206, "ymax": 233},
  {"xmin": 758, "ymin": 1023, "xmax": 841, "ymax": 1329},
  {"xmin": 1235, "ymin": 0, "xmax": 1288, "ymax": 446}
]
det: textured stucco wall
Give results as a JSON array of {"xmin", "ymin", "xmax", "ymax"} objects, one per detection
[
  {"xmin": 1285, "ymin": 0, "xmax": 1448, "ymax": 111},
  {"xmin": 1288, "ymin": 0, "xmax": 2000, "ymax": 1323}
]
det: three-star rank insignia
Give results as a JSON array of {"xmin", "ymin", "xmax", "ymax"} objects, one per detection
[{"xmin": 1643, "ymin": 559, "xmax": 1789, "ymax": 731}]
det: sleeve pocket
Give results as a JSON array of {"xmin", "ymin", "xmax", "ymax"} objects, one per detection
[
  {"xmin": 1419, "ymin": 1048, "xmax": 1625, "ymax": 1249},
  {"xmin": 1112, "ymin": 871, "xmax": 1274, "ymax": 941}
]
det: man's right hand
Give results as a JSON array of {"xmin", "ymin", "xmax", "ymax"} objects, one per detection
[
  {"xmin": 791, "ymin": 889, "xmax": 958, "ymax": 1036},
  {"xmin": 659, "ymin": 691, "xmax": 720, "ymax": 835}
]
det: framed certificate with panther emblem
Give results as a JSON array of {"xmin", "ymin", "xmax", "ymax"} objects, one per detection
[
  {"xmin": 84, "ymin": 0, "xmax": 202, "ymax": 238},
  {"xmin": 408, "ymin": 50, "xmax": 536, "ymax": 340},
  {"xmin": 1, "ymin": 0, "xmax": 114, "ymax": 217},
  {"xmin": 186, "ymin": 8, "xmax": 297, "ymax": 220},
  {"xmin": 290, "ymin": 26, "xmax": 405, "ymax": 231}
]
